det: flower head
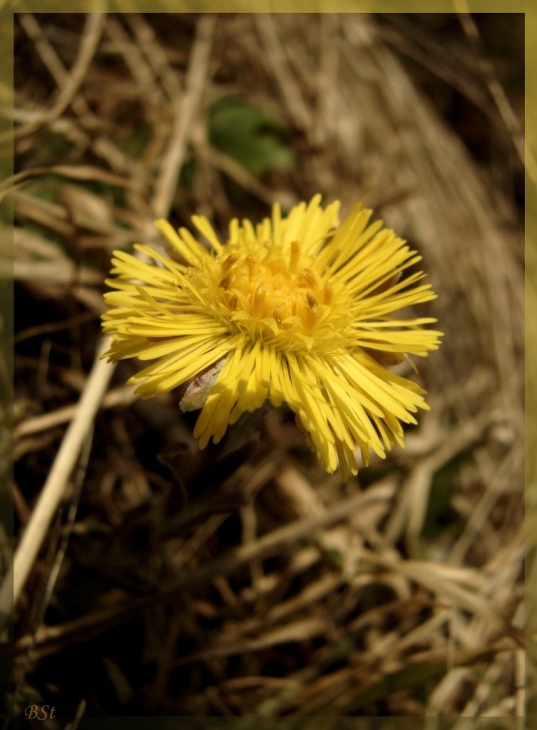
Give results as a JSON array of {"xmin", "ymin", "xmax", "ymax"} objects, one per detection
[{"xmin": 102, "ymin": 195, "xmax": 442, "ymax": 478}]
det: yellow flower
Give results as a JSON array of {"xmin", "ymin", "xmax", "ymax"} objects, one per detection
[{"xmin": 102, "ymin": 195, "xmax": 442, "ymax": 479}]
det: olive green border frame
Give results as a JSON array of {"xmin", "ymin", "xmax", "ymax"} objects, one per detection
[{"xmin": 0, "ymin": 2, "xmax": 532, "ymax": 729}]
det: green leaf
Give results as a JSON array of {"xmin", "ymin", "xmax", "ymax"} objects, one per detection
[{"xmin": 208, "ymin": 98, "xmax": 295, "ymax": 175}]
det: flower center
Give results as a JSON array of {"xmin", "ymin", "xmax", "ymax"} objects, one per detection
[{"xmin": 215, "ymin": 241, "xmax": 335, "ymax": 335}]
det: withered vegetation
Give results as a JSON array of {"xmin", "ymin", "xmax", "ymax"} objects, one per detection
[{"xmin": 6, "ymin": 12, "xmax": 524, "ymax": 722}]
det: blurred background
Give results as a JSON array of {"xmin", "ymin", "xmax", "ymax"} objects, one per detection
[{"xmin": 7, "ymin": 11, "xmax": 525, "ymax": 724}]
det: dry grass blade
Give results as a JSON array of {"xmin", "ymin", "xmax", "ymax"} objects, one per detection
[
  {"xmin": 13, "ymin": 384, "xmax": 137, "ymax": 439},
  {"xmin": 0, "ymin": 164, "xmax": 144, "ymax": 199},
  {"xmin": 254, "ymin": 14, "xmax": 313, "ymax": 136},
  {"xmin": 151, "ymin": 14, "xmax": 216, "ymax": 217}
]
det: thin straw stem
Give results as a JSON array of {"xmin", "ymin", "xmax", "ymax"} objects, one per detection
[{"xmin": 0, "ymin": 338, "xmax": 115, "ymax": 630}]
